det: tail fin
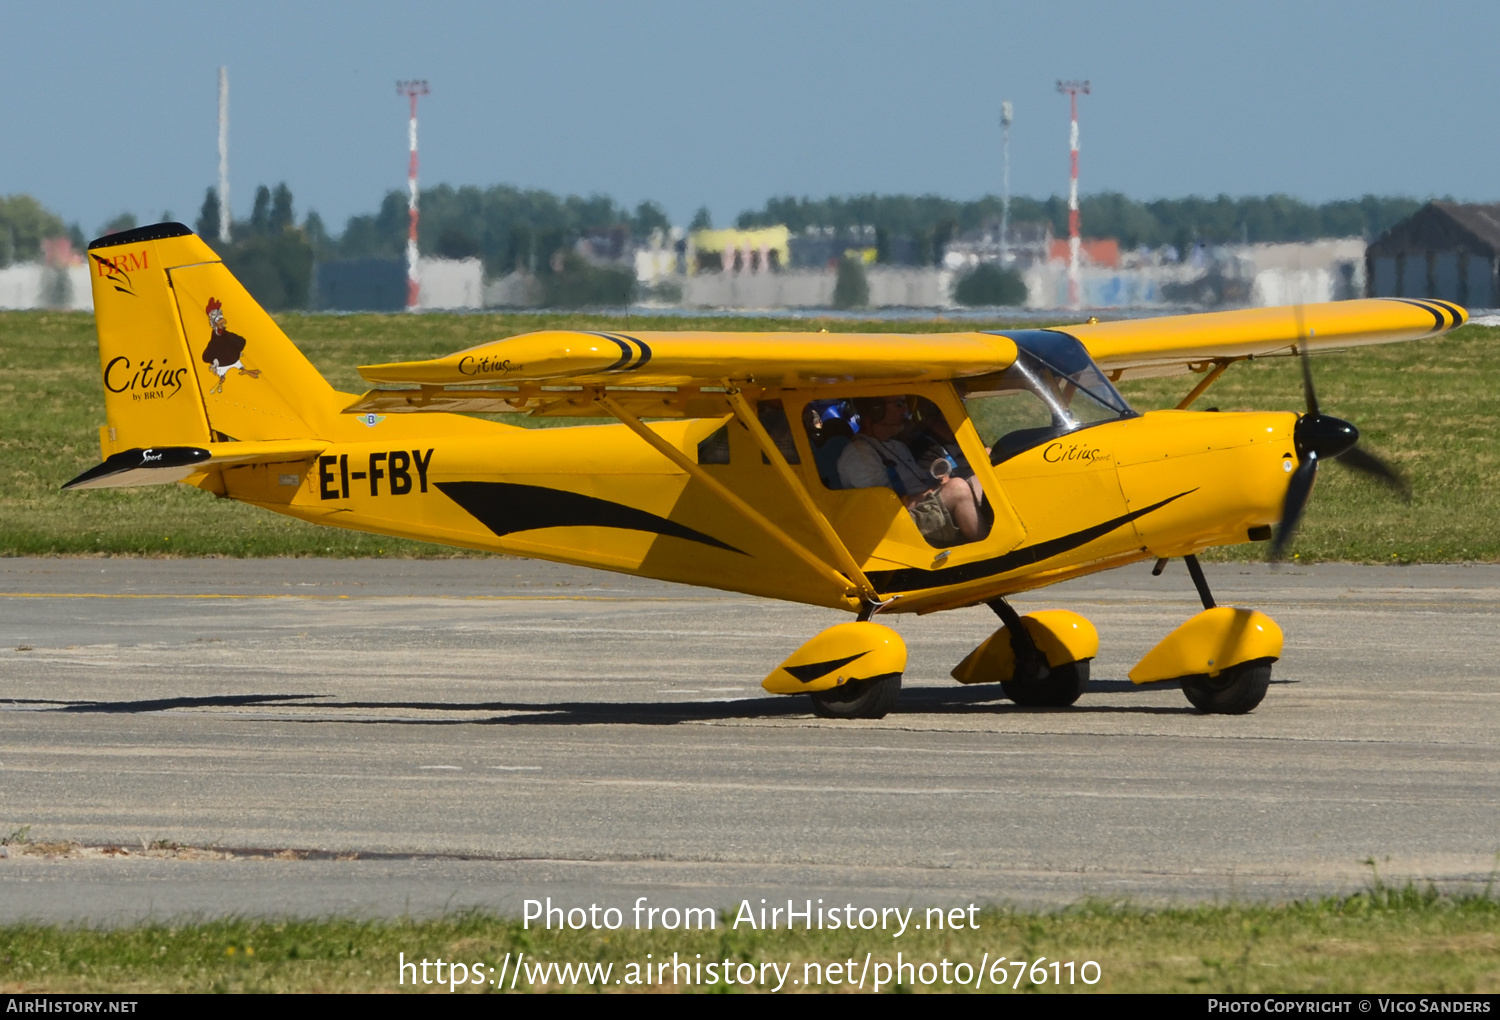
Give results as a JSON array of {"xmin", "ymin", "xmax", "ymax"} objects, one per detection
[{"xmin": 88, "ymin": 222, "xmax": 340, "ymax": 457}]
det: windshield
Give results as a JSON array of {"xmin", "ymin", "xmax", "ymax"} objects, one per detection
[{"xmin": 961, "ymin": 330, "xmax": 1136, "ymax": 464}]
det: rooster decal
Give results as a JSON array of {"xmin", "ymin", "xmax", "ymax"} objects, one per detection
[{"xmin": 201, "ymin": 297, "xmax": 261, "ymax": 394}]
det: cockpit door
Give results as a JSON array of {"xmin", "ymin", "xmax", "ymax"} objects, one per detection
[{"xmin": 787, "ymin": 385, "xmax": 1027, "ymax": 575}]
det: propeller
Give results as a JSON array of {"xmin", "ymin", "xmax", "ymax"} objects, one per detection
[{"xmin": 1270, "ymin": 339, "xmax": 1409, "ymax": 560}]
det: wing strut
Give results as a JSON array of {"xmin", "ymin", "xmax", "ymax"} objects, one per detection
[
  {"xmin": 592, "ymin": 392, "xmax": 872, "ymax": 604},
  {"xmin": 1174, "ymin": 359, "xmax": 1237, "ymax": 409}
]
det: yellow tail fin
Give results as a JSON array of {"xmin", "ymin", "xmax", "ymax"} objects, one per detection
[{"xmin": 88, "ymin": 223, "xmax": 340, "ymax": 456}]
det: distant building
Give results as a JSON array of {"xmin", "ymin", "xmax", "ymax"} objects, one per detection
[
  {"xmin": 787, "ymin": 226, "xmax": 876, "ymax": 269},
  {"xmin": 1046, "ymin": 237, "xmax": 1120, "ymax": 269},
  {"xmin": 944, "ymin": 221, "xmax": 1053, "ymax": 270},
  {"xmin": 1366, "ymin": 202, "xmax": 1500, "ymax": 308},
  {"xmin": 688, "ymin": 226, "xmax": 791, "ymax": 274},
  {"xmin": 0, "ymin": 237, "xmax": 91, "ymax": 311}
]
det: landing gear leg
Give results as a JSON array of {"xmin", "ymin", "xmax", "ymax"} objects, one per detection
[
  {"xmin": 988, "ymin": 597, "xmax": 1087, "ymax": 707},
  {"xmin": 1183, "ymin": 554, "xmax": 1217, "ymax": 610},
  {"xmin": 1151, "ymin": 556, "xmax": 1274, "ymax": 714}
]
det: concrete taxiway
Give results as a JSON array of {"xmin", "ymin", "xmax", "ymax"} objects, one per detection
[{"xmin": 1, "ymin": 556, "xmax": 1497, "ymax": 923}]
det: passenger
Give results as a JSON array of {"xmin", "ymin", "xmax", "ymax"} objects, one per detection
[
  {"xmin": 805, "ymin": 400, "xmax": 856, "ymax": 487},
  {"xmin": 836, "ymin": 395, "xmax": 986, "ymax": 546}
]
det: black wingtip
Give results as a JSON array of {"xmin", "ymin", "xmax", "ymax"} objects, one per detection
[{"xmin": 63, "ymin": 447, "xmax": 211, "ymax": 490}]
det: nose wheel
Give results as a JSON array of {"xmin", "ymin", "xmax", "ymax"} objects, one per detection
[
  {"xmin": 1145, "ymin": 556, "xmax": 1280, "ymax": 714},
  {"xmin": 1180, "ymin": 660, "xmax": 1272, "ymax": 715}
]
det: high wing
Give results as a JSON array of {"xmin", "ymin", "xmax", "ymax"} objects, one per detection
[
  {"xmin": 349, "ymin": 329, "xmax": 1020, "ymax": 417},
  {"xmin": 345, "ymin": 297, "xmax": 1466, "ymax": 417},
  {"xmin": 1061, "ymin": 297, "xmax": 1466, "ymax": 380}
]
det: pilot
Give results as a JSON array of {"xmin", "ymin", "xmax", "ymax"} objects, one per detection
[{"xmin": 836, "ymin": 395, "xmax": 985, "ymax": 546}]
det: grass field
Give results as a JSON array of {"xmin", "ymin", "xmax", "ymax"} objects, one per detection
[
  {"xmin": 4, "ymin": 312, "xmax": 1497, "ymax": 994},
  {"xmin": 1, "ymin": 885, "xmax": 1496, "ymax": 993},
  {"xmin": 2, "ymin": 309, "xmax": 1497, "ymax": 561}
]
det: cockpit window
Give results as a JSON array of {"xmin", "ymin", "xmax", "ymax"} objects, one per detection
[{"xmin": 962, "ymin": 330, "xmax": 1136, "ymax": 464}]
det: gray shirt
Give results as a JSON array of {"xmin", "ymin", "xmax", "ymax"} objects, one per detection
[{"xmin": 836, "ymin": 435, "xmax": 932, "ymax": 495}]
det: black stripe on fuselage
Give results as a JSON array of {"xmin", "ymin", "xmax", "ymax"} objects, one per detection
[
  {"xmin": 866, "ymin": 490, "xmax": 1194, "ymax": 594},
  {"xmin": 437, "ymin": 480, "xmax": 746, "ymax": 554}
]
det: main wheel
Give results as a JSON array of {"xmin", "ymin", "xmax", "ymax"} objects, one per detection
[
  {"xmin": 1001, "ymin": 660, "xmax": 1089, "ymax": 707},
  {"xmin": 809, "ymin": 673, "xmax": 901, "ymax": 719},
  {"xmin": 1181, "ymin": 659, "xmax": 1272, "ymax": 715}
]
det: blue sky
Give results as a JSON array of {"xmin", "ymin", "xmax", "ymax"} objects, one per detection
[{"xmin": 4, "ymin": 0, "xmax": 1495, "ymax": 238}]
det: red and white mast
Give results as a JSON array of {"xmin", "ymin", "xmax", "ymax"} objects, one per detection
[
  {"xmin": 397, "ymin": 80, "xmax": 429, "ymax": 311},
  {"xmin": 1056, "ymin": 79, "xmax": 1090, "ymax": 310}
]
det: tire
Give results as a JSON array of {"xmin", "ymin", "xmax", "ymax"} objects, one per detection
[
  {"xmin": 809, "ymin": 673, "xmax": 901, "ymax": 719},
  {"xmin": 1181, "ymin": 659, "xmax": 1273, "ymax": 715},
  {"xmin": 1001, "ymin": 659, "xmax": 1089, "ymax": 707}
]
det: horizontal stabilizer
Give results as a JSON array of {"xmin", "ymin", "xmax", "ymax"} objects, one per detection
[{"xmin": 63, "ymin": 440, "xmax": 327, "ymax": 491}]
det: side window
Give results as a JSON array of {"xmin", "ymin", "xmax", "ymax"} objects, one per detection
[
  {"xmin": 756, "ymin": 400, "xmax": 800, "ymax": 464},
  {"xmin": 801, "ymin": 394, "xmax": 992, "ymax": 548},
  {"xmin": 963, "ymin": 356, "xmax": 1133, "ymax": 464},
  {"xmin": 697, "ymin": 423, "xmax": 731, "ymax": 464},
  {"xmin": 964, "ymin": 383, "xmax": 1060, "ymax": 463},
  {"xmin": 697, "ymin": 403, "xmax": 802, "ymax": 467}
]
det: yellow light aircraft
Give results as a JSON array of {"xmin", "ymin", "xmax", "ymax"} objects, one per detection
[{"xmin": 69, "ymin": 224, "xmax": 1466, "ymax": 719}]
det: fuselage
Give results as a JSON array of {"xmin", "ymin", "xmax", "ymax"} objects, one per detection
[{"xmin": 213, "ymin": 386, "xmax": 1296, "ymax": 615}]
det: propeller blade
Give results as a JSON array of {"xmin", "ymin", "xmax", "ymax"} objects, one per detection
[
  {"xmin": 1269, "ymin": 310, "xmax": 1407, "ymax": 561},
  {"xmin": 1337, "ymin": 444, "xmax": 1411, "ymax": 499},
  {"xmin": 1292, "ymin": 304, "xmax": 1320, "ymax": 417},
  {"xmin": 1271, "ymin": 452, "xmax": 1318, "ymax": 561},
  {"xmin": 1298, "ymin": 343, "xmax": 1320, "ymax": 418}
]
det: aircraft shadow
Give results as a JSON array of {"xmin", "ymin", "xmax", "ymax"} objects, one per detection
[
  {"xmin": 7, "ymin": 693, "xmax": 327, "ymax": 714},
  {"xmin": 317, "ymin": 689, "xmax": 1200, "ymax": 725},
  {"xmin": 8, "ymin": 678, "xmax": 1207, "ymax": 725},
  {"xmin": 14, "ymin": 668, "xmax": 1313, "ymax": 723},
  {"xmin": 5, "ymin": 675, "xmax": 1293, "ymax": 721}
]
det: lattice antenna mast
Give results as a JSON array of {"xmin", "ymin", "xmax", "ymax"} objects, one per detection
[
  {"xmin": 397, "ymin": 80, "xmax": 430, "ymax": 311},
  {"xmin": 999, "ymin": 100, "xmax": 1013, "ymax": 264},
  {"xmin": 1056, "ymin": 79, "xmax": 1090, "ymax": 309},
  {"xmin": 217, "ymin": 67, "xmax": 230, "ymax": 243}
]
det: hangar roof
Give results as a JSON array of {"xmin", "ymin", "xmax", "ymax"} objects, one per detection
[{"xmin": 1368, "ymin": 201, "xmax": 1500, "ymax": 257}]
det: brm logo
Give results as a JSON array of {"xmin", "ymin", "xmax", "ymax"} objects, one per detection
[
  {"xmin": 90, "ymin": 249, "xmax": 148, "ymax": 296},
  {"xmin": 104, "ymin": 356, "xmax": 189, "ymax": 402}
]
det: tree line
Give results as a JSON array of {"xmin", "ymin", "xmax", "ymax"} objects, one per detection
[
  {"xmin": 1, "ymin": 185, "xmax": 1450, "ymax": 310},
  {"xmin": 735, "ymin": 192, "xmax": 1428, "ymax": 256}
]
